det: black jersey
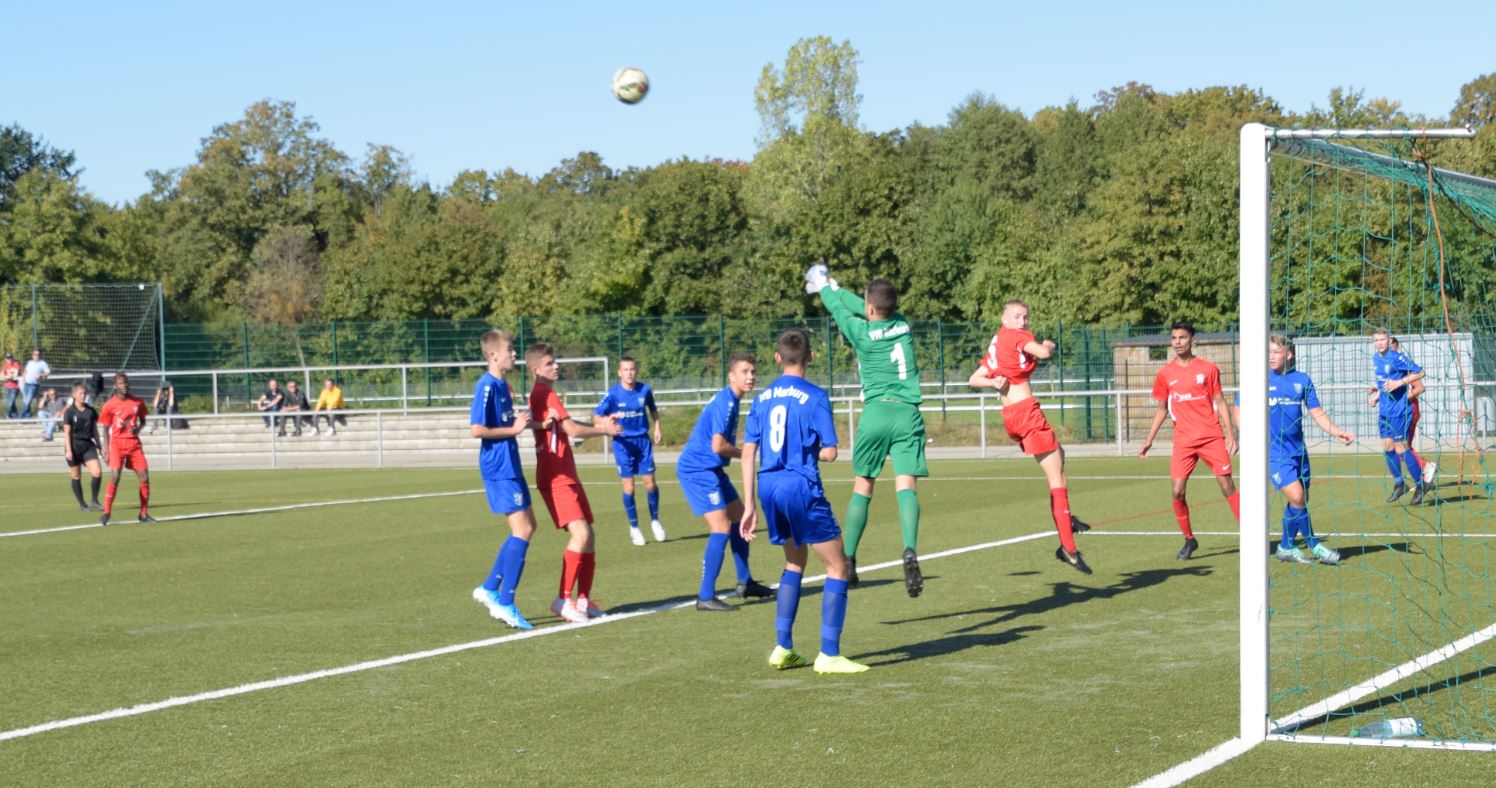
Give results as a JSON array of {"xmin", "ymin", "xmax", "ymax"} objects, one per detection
[{"xmin": 62, "ymin": 403, "xmax": 100, "ymax": 447}]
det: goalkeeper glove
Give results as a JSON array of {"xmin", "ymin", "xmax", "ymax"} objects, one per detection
[{"xmin": 804, "ymin": 263, "xmax": 838, "ymax": 294}]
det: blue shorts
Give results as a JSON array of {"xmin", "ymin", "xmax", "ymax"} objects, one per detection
[
  {"xmin": 1379, "ymin": 409, "xmax": 1413, "ymax": 441},
  {"xmin": 483, "ymin": 478, "xmax": 532, "ymax": 515},
  {"xmin": 611, "ymin": 434, "xmax": 656, "ymax": 477},
  {"xmin": 675, "ymin": 466, "xmax": 739, "ymax": 517},
  {"xmin": 757, "ymin": 472, "xmax": 841, "ymax": 546},
  {"xmin": 1269, "ymin": 454, "xmax": 1311, "ymax": 490}
]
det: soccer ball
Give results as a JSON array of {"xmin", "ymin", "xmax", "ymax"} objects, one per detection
[{"xmin": 612, "ymin": 67, "xmax": 649, "ymax": 105}]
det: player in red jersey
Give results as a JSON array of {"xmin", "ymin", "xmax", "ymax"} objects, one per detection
[
  {"xmin": 967, "ymin": 299, "xmax": 1093, "ymax": 574},
  {"xmin": 1139, "ymin": 322, "xmax": 1239, "ymax": 560},
  {"xmin": 525, "ymin": 343, "xmax": 622, "ymax": 624},
  {"xmin": 96, "ymin": 372, "xmax": 155, "ymax": 525}
]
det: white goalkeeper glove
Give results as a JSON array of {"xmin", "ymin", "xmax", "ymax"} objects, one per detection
[{"xmin": 804, "ymin": 263, "xmax": 838, "ymax": 294}]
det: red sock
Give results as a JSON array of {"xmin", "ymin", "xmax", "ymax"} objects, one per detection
[
  {"xmin": 1050, "ymin": 488, "xmax": 1077, "ymax": 553},
  {"xmin": 1226, "ymin": 491, "xmax": 1240, "ymax": 522},
  {"xmin": 1173, "ymin": 499, "xmax": 1193, "ymax": 538},
  {"xmin": 104, "ymin": 482, "xmax": 118, "ymax": 515},
  {"xmin": 560, "ymin": 550, "xmax": 582, "ymax": 599},
  {"xmin": 578, "ymin": 552, "xmax": 596, "ymax": 598},
  {"xmin": 139, "ymin": 483, "xmax": 150, "ymax": 516}
]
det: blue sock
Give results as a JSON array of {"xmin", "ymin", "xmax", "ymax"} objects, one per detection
[
  {"xmin": 483, "ymin": 540, "xmax": 509, "ymax": 591},
  {"xmin": 728, "ymin": 528, "xmax": 752, "ymax": 583},
  {"xmin": 497, "ymin": 536, "xmax": 529, "ymax": 606},
  {"xmin": 1384, "ymin": 451, "xmax": 1403, "ymax": 483},
  {"xmin": 1283, "ymin": 505, "xmax": 1308, "ymax": 550},
  {"xmin": 776, "ymin": 569, "xmax": 803, "ymax": 649},
  {"xmin": 1403, "ymin": 450, "xmax": 1422, "ymax": 484},
  {"xmin": 700, "ymin": 532, "xmax": 729, "ymax": 601},
  {"xmin": 821, "ymin": 577, "xmax": 850, "ymax": 657},
  {"xmin": 622, "ymin": 492, "xmax": 639, "ymax": 529},
  {"xmin": 647, "ymin": 488, "xmax": 660, "ymax": 520},
  {"xmin": 1300, "ymin": 508, "xmax": 1320, "ymax": 549}
]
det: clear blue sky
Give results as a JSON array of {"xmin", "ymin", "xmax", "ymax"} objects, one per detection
[{"xmin": 6, "ymin": 1, "xmax": 1492, "ymax": 206}]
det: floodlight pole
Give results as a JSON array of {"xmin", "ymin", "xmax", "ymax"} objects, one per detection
[{"xmin": 1238, "ymin": 122, "xmax": 1271, "ymax": 746}]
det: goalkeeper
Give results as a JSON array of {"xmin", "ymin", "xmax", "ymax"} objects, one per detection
[{"xmin": 806, "ymin": 264, "xmax": 928, "ymax": 598}]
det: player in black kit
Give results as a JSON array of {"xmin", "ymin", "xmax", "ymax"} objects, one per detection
[{"xmin": 62, "ymin": 381, "xmax": 104, "ymax": 511}]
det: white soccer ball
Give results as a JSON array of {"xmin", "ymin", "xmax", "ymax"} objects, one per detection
[{"xmin": 612, "ymin": 67, "xmax": 649, "ymax": 105}]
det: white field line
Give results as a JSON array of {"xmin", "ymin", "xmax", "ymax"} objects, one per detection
[
  {"xmin": 1130, "ymin": 738, "xmax": 1256, "ymax": 788},
  {"xmin": 1266, "ymin": 734, "xmax": 1496, "ymax": 751},
  {"xmin": 0, "ymin": 489, "xmax": 485, "ymax": 539},
  {"xmin": 1269, "ymin": 621, "xmax": 1496, "ymax": 733},
  {"xmin": 0, "ymin": 529, "xmax": 1056, "ymax": 744}
]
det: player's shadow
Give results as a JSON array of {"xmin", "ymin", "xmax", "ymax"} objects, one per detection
[
  {"xmin": 1261, "ymin": 540, "xmax": 1416, "ymax": 563},
  {"xmin": 1424, "ymin": 493, "xmax": 1487, "ymax": 506},
  {"xmin": 854, "ymin": 625, "xmax": 1044, "ymax": 667},
  {"xmin": 883, "ymin": 566, "xmax": 1212, "ymax": 637},
  {"xmin": 1274, "ymin": 663, "xmax": 1496, "ymax": 735}
]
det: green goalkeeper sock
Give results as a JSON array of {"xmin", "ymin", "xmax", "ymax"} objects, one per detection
[
  {"xmin": 843, "ymin": 492, "xmax": 871, "ymax": 558},
  {"xmin": 897, "ymin": 489, "xmax": 920, "ymax": 551}
]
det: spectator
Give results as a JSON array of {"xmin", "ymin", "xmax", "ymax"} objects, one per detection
[
  {"xmin": 20, "ymin": 349, "xmax": 51, "ymax": 418},
  {"xmin": 313, "ymin": 378, "xmax": 345, "ymax": 436},
  {"xmin": 38, "ymin": 387, "xmax": 65, "ymax": 440},
  {"xmin": 2, "ymin": 352, "xmax": 19, "ymax": 418},
  {"xmin": 283, "ymin": 379, "xmax": 311, "ymax": 436},
  {"xmin": 149, "ymin": 382, "xmax": 188, "ymax": 433},
  {"xmin": 256, "ymin": 378, "xmax": 285, "ymax": 434}
]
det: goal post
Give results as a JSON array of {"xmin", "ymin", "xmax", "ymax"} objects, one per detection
[{"xmin": 1241, "ymin": 123, "xmax": 1496, "ymax": 750}]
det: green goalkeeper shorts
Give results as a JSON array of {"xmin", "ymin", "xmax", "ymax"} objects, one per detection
[{"xmin": 852, "ymin": 399, "xmax": 928, "ymax": 479}]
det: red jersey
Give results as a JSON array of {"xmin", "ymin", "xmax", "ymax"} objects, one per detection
[
  {"xmin": 529, "ymin": 382, "xmax": 579, "ymax": 488},
  {"xmin": 99, "ymin": 395, "xmax": 149, "ymax": 448},
  {"xmin": 1152, "ymin": 357, "xmax": 1226, "ymax": 447},
  {"xmin": 979, "ymin": 328, "xmax": 1038, "ymax": 384}
]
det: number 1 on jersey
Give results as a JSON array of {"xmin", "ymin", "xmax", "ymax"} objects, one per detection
[{"xmin": 890, "ymin": 343, "xmax": 908, "ymax": 380}]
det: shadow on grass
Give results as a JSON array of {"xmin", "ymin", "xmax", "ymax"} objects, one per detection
[
  {"xmin": 855, "ymin": 625, "xmax": 1045, "ymax": 666},
  {"xmin": 1262, "ymin": 539, "xmax": 1417, "ymax": 562},
  {"xmin": 1276, "ymin": 663, "xmax": 1496, "ymax": 735},
  {"xmin": 883, "ymin": 565, "xmax": 1213, "ymax": 638}
]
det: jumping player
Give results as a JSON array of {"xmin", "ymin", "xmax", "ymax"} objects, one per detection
[
  {"xmin": 97, "ymin": 372, "xmax": 154, "ymax": 525},
  {"xmin": 739, "ymin": 328, "xmax": 868, "ymax": 674},
  {"xmin": 1139, "ymin": 322, "xmax": 1239, "ymax": 560},
  {"xmin": 806, "ymin": 264, "xmax": 928, "ymax": 597},
  {"xmin": 61, "ymin": 381, "xmax": 104, "ymax": 512},
  {"xmin": 595, "ymin": 357, "xmax": 666, "ymax": 546},
  {"xmin": 526, "ymin": 342, "xmax": 622, "ymax": 624},
  {"xmin": 967, "ymin": 300, "xmax": 1093, "ymax": 574},
  {"xmin": 676, "ymin": 351, "xmax": 773, "ymax": 611},
  {"xmin": 469, "ymin": 329, "xmax": 538, "ymax": 630}
]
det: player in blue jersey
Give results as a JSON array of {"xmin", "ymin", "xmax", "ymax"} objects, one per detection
[
  {"xmin": 1242, "ymin": 336, "xmax": 1356, "ymax": 565},
  {"xmin": 740, "ymin": 328, "xmax": 868, "ymax": 674},
  {"xmin": 676, "ymin": 351, "xmax": 774, "ymax": 611},
  {"xmin": 469, "ymin": 329, "xmax": 538, "ymax": 630},
  {"xmin": 595, "ymin": 357, "xmax": 666, "ymax": 546},
  {"xmin": 1369, "ymin": 329, "xmax": 1426, "ymax": 505}
]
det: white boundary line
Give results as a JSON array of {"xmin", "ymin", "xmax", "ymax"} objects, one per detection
[
  {"xmin": 1266, "ymin": 734, "xmax": 1496, "ymax": 751},
  {"xmin": 0, "ymin": 529, "xmax": 1055, "ymax": 744},
  {"xmin": 0, "ymin": 489, "xmax": 484, "ymax": 539},
  {"xmin": 1131, "ymin": 738, "xmax": 1256, "ymax": 788}
]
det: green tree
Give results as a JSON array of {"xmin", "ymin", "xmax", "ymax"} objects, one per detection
[
  {"xmin": 0, "ymin": 171, "xmax": 111, "ymax": 283},
  {"xmin": 1451, "ymin": 72, "xmax": 1496, "ymax": 129},
  {"xmin": 0, "ymin": 124, "xmax": 77, "ymax": 211}
]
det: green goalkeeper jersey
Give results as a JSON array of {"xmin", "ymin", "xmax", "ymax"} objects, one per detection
[{"xmin": 820, "ymin": 287, "xmax": 923, "ymax": 404}]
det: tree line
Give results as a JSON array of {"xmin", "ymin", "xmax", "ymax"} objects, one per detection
[{"xmin": 2, "ymin": 38, "xmax": 1494, "ymax": 335}]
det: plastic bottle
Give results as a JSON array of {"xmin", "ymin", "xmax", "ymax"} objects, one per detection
[{"xmin": 1349, "ymin": 717, "xmax": 1423, "ymax": 739}]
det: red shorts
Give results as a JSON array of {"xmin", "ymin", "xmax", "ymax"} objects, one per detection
[
  {"xmin": 539, "ymin": 482, "xmax": 593, "ymax": 528},
  {"xmin": 1002, "ymin": 398, "xmax": 1059, "ymax": 456},
  {"xmin": 109, "ymin": 444, "xmax": 148, "ymax": 471},
  {"xmin": 1171, "ymin": 437, "xmax": 1231, "ymax": 479}
]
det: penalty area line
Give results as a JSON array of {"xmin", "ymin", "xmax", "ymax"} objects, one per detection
[
  {"xmin": 0, "ymin": 489, "xmax": 484, "ymax": 540},
  {"xmin": 0, "ymin": 529, "xmax": 1057, "ymax": 744}
]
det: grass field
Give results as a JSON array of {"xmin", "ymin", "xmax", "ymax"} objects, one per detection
[{"xmin": 3, "ymin": 458, "xmax": 1495, "ymax": 785}]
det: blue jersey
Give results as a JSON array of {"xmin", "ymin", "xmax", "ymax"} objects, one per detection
[
  {"xmin": 595, "ymin": 382, "xmax": 657, "ymax": 437},
  {"xmin": 470, "ymin": 372, "xmax": 523, "ymax": 480},
  {"xmin": 677, "ymin": 386, "xmax": 741, "ymax": 473},
  {"xmin": 1374, "ymin": 349, "xmax": 1421, "ymax": 416},
  {"xmin": 1267, "ymin": 369, "xmax": 1321, "ymax": 460},
  {"xmin": 743, "ymin": 374, "xmax": 837, "ymax": 483}
]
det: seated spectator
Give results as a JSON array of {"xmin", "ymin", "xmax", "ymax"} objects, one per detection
[
  {"xmin": 313, "ymin": 377, "xmax": 346, "ymax": 436},
  {"xmin": 38, "ymin": 387, "xmax": 65, "ymax": 440},
  {"xmin": 257, "ymin": 378, "xmax": 285, "ymax": 434},
  {"xmin": 283, "ymin": 379, "xmax": 311, "ymax": 436},
  {"xmin": 149, "ymin": 382, "xmax": 188, "ymax": 433}
]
